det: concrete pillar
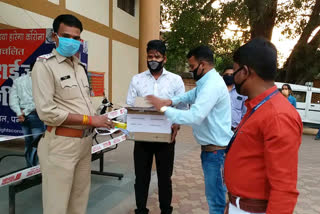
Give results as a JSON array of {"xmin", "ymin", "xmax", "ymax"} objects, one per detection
[{"xmin": 139, "ymin": 0, "xmax": 161, "ymax": 73}]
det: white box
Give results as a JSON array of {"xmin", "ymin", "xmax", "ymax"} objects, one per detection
[{"xmin": 126, "ymin": 108, "xmax": 172, "ymax": 143}]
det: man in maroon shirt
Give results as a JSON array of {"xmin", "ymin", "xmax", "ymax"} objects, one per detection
[{"xmin": 224, "ymin": 38, "xmax": 302, "ymax": 214}]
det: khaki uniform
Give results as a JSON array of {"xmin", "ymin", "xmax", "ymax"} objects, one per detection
[{"xmin": 32, "ymin": 49, "xmax": 95, "ymax": 214}]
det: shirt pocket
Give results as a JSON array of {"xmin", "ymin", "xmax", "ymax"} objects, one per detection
[
  {"xmin": 159, "ymin": 87, "xmax": 174, "ymax": 99},
  {"xmin": 59, "ymin": 78, "xmax": 79, "ymax": 100},
  {"xmin": 234, "ymin": 96, "xmax": 244, "ymax": 110}
]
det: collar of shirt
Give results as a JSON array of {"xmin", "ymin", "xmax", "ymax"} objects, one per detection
[
  {"xmin": 52, "ymin": 48, "xmax": 79, "ymax": 65},
  {"xmin": 146, "ymin": 68, "xmax": 169, "ymax": 78},
  {"xmin": 245, "ymin": 85, "xmax": 278, "ymax": 111},
  {"xmin": 196, "ymin": 68, "xmax": 216, "ymax": 87}
]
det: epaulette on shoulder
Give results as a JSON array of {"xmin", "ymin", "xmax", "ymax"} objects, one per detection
[
  {"xmin": 36, "ymin": 53, "xmax": 55, "ymax": 62},
  {"xmin": 79, "ymin": 62, "xmax": 87, "ymax": 70}
]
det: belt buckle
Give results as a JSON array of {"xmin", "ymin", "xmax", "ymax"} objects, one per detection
[{"xmin": 82, "ymin": 128, "xmax": 93, "ymax": 138}]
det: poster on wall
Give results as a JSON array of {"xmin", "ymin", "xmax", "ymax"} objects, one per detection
[
  {"xmin": 88, "ymin": 71, "xmax": 105, "ymax": 97},
  {"xmin": 0, "ymin": 28, "xmax": 88, "ymax": 136}
]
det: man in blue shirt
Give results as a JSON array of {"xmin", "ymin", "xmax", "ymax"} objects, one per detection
[
  {"xmin": 222, "ymin": 67, "xmax": 247, "ymax": 131},
  {"xmin": 147, "ymin": 46, "xmax": 233, "ymax": 214}
]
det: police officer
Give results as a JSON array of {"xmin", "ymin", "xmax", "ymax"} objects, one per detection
[{"xmin": 32, "ymin": 14, "xmax": 113, "ymax": 214}]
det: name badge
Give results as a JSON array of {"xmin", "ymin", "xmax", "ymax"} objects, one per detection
[{"xmin": 60, "ymin": 75, "xmax": 71, "ymax": 81}]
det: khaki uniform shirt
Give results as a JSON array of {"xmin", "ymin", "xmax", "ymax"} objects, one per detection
[{"xmin": 32, "ymin": 49, "xmax": 95, "ymax": 129}]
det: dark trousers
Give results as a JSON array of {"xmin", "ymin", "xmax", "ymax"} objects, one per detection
[{"xmin": 134, "ymin": 141, "xmax": 175, "ymax": 214}]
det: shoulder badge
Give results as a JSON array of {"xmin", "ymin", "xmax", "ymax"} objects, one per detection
[
  {"xmin": 36, "ymin": 53, "xmax": 55, "ymax": 62},
  {"xmin": 78, "ymin": 62, "xmax": 87, "ymax": 70}
]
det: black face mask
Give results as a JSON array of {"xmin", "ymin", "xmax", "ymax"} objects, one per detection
[
  {"xmin": 190, "ymin": 64, "xmax": 204, "ymax": 81},
  {"xmin": 235, "ymin": 79, "xmax": 247, "ymax": 94},
  {"xmin": 233, "ymin": 67, "xmax": 248, "ymax": 94},
  {"xmin": 223, "ymin": 75, "xmax": 234, "ymax": 86},
  {"xmin": 147, "ymin": 60, "xmax": 164, "ymax": 73}
]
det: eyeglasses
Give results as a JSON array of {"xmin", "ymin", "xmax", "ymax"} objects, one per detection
[{"xmin": 233, "ymin": 66, "xmax": 244, "ymax": 77}]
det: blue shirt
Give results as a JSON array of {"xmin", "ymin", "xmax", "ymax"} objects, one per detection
[
  {"xmin": 288, "ymin": 95, "xmax": 296, "ymax": 108},
  {"xmin": 229, "ymin": 86, "xmax": 247, "ymax": 128},
  {"xmin": 165, "ymin": 69, "xmax": 233, "ymax": 146}
]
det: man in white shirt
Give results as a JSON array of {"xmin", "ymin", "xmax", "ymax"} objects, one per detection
[{"xmin": 127, "ymin": 40, "xmax": 185, "ymax": 214}]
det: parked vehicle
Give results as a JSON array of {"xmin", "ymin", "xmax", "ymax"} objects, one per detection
[{"xmin": 275, "ymin": 82, "xmax": 320, "ymax": 128}]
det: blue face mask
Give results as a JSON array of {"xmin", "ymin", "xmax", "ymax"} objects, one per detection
[{"xmin": 56, "ymin": 35, "xmax": 81, "ymax": 57}]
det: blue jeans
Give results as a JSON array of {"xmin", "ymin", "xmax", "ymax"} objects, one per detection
[
  {"xmin": 21, "ymin": 112, "xmax": 45, "ymax": 167},
  {"xmin": 201, "ymin": 150, "xmax": 226, "ymax": 214},
  {"xmin": 316, "ymin": 129, "xmax": 320, "ymax": 139}
]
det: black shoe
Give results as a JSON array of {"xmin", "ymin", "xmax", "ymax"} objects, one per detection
[
  {"xmin": 135, "ymin": 208, "xmax": 149, "ymax": 214},
  {"xmin": 160, "ymin": 206, "xmax": 173, "ymax": 214}
]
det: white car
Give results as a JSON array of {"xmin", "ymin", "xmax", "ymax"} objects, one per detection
[{"xmin": 275, "ymin": 82, "xmax": 320, "ymax": 127}]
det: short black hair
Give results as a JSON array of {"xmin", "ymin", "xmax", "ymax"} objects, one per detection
[
  {"xmin": 233, "ymin": 37, "xmax": 277, "ymax": 81},
  {"xmin": 147, "ymin": 40, "xmax": 166, "ymax": 55},
  {"xmin": 53, "ymin": 14, "xmax": 83, "ymax": 33},
  {"xmin": 223, "ymin": 66, "xmax": 234, "ymax": 74},
  {"xmin": 282, "ymin": 83, "xmax": 292, "ymax": 91},
  {"xmin": 187, "ymin": 46, "xmax": 214, "ymax": 65}
]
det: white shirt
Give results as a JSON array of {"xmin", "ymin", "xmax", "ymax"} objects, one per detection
[
  {"xmin": 126, "ymin": 68, "xmax": 185, "ymax": 106},
  {"xmin": 9, "ymin": 74, "xmax": 36, "ymax": 116}
]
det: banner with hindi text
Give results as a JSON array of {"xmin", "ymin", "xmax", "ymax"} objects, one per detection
[{"xmin": 0, "ymin": 28, "xmax": 88, "ymax": 136}]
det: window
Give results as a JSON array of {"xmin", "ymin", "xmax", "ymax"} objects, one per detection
[
  {"xmin": 292, "ymin": 91, "xmax": 306, "ymax": 103},
  {"xmin": 117, "ymin": 0, "xmax": 135, "ymax": 16},
  {"xmin": 311, "ymin": 92, "xmax": 320, "ymax": 104}
]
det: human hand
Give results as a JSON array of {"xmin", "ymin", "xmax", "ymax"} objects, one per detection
[
  {"xmin": 171, "ymin": 124, "xmax": 180, "ymax": 143},
  {"xmin": 146, "ymin": 95, "xmax": 172, "ymax": 111},
  {"xmin": 18, "ymin": 114, "xmax": 25, "ymax": 122},
  {"xmin": 91, "ymin": 115, "xmax": 114, "ymax": 129}
]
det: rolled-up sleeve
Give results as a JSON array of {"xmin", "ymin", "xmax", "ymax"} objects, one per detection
[
  {"xmin": 31, "ymin": 61, "xmax": 68, "ymax": 126},
  {"xmin": 171, "ymin": 88, "xmax": 196, "ymax": 106}
]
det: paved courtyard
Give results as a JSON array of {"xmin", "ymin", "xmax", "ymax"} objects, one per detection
[{"xmin": 111, "ymin": 126, "xmax": 320, "ymax": 214}]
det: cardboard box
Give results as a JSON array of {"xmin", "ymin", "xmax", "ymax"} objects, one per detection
[{"xmin": 125, "ymin": 98, "xmax": 172, "ymax": 143}]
